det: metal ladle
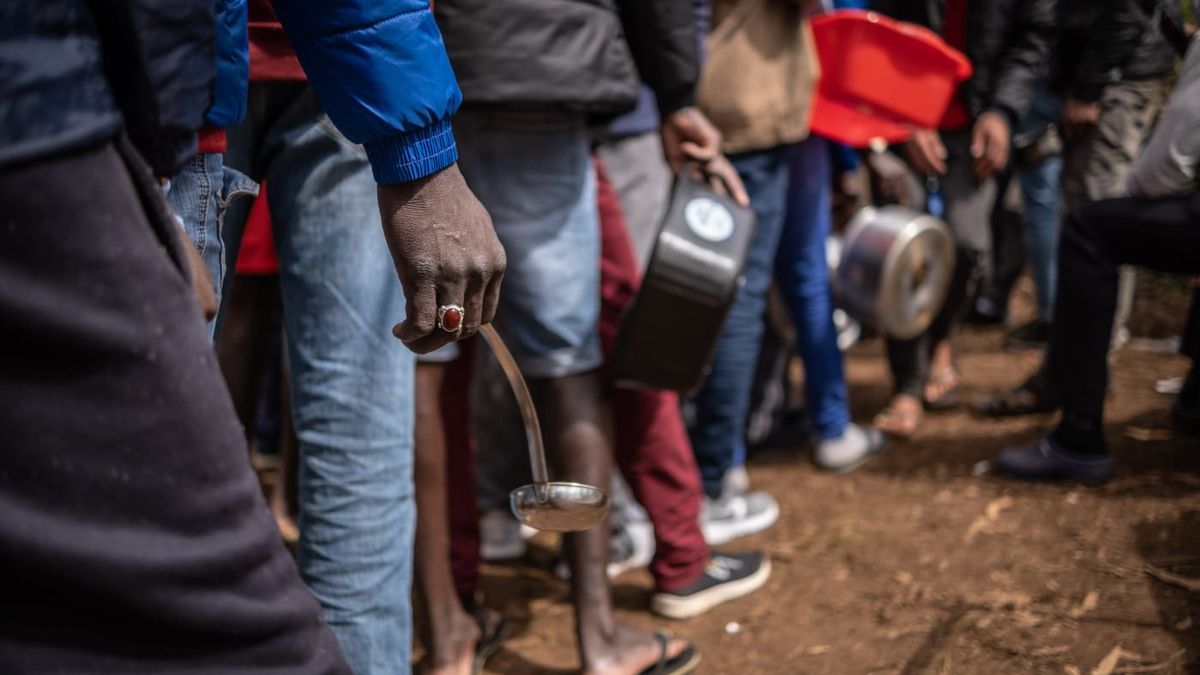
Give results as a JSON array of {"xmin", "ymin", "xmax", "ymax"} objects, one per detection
[{"xmin": 478, "ymin": 324, "xmax": 610, "ymax": 532}]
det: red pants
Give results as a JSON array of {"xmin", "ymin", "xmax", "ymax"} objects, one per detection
[{"xmin": 443, "ymin": 157, "xmax": 709, "ymax": 596}]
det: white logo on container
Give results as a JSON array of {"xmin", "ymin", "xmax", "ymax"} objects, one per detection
[{"xmin": 684, "ymin": 198, "xmax": 734, "ymax": 243}]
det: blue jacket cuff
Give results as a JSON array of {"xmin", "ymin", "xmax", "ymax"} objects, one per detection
[{"xmin": 364, "ymin": 119, "xmax": 459, "ymax": 184}]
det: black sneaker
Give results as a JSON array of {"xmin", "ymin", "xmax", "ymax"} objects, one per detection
[
  {"xmin": 1006, "ymin": 319, "xmax": 1052, "ymax": 350},
  {"xmin": 650, "ymin": 551, "xmax": 771, "ymax": 620}
]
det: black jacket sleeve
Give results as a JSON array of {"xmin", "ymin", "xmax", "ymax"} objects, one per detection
[
  {"xmin": 1070, "ymin": 0, "xmax": 1158, "ymax": 102},
  {"xmin": 614, "ymin": 0, "xmax": 701, "ymax": 116},
  {"xmin": 985, "ymin": 0, "xmax": 1056, "ymax": 125}
]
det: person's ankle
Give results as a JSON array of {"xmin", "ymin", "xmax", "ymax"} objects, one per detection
[{"xmin": 1050, "ymin": 416, "xmax": 1107, "ymax": 457}]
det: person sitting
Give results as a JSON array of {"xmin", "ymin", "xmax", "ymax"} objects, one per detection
[{"xmin": 990, "ymin": 31, "xmax": 1200, "ymax": 482}]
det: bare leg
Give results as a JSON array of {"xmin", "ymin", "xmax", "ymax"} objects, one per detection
[
  {"xmin": 271, "ymin": 356, "xmax": 299, "ymax": 544},
  {"xmin": 536, "ymin": 371, "xmax": 687, "ymax": 675},
  {"xmin": 415, "ymin": 364, "xmax": 484, "ymax": 675}
]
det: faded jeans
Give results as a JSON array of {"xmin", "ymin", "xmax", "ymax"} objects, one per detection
[
  {"xmin": 223, "ymin": 83, "xmax": 416, "ymax": 675},
  {"xmin": 165, "ymin": 151, "xmax": 257, "ymax": 335},
  {"xmin": 688, "ymin": 146, "xmax": 791, "ymax": 496},
  {"xmin": 1016, "ymin": 83, "xmax": 1063, "ymax": 320}
]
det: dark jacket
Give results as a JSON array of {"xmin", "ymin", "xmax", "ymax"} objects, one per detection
[
  {"xmin": 1, "ymin": 1, "xmax": 214, "ymax": 176},
  {"xmin": 871, "ymin": 0, "xmax": 1056, "ymax": 127},
  {"xmin": 4, "ymin": 1, "xmax": 465, "ymax": 184},
  {"xmin": 1057, "ymin": 0, "xmax": 1175, "ymax": 103},
  {"xmin": 435, "ymin": 0, "xmax": 699, "ymax": 119}
]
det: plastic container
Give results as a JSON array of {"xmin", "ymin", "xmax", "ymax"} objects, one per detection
[{"xmin": 809, "ymin": 10, "xmax": 973, "ymax": 148}]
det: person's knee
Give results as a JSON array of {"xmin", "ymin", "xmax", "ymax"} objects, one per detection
[{"xmin": 1060, "ymin": 205, "xmax": 1113, "ymax": 266}]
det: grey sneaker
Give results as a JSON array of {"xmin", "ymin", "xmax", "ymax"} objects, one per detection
[
  {"xmin": 814, "ymin": 423, "xmax": 886, "ymax": 473},
  {"xmin": 651, "ymin": 551, "xmax": 771, "ymax": 620},
  {"xmin": 480, "ymin": 509, "xmax": 533, "ymax": 561},
  {"xmin": 701, "ymin": 489, "xmax": 779, "ymax": 546}
]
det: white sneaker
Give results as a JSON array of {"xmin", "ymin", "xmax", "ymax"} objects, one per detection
[
  {"xmin": 480, "ymin": 509, "xmax": 530, "ymax": 561},
  {"xmin": 700, "ymin": 490, "xmax": 779, "ymax": 546},
  {"xmin": 814, "ymin": 423, "xmax": 886, "ymax": 473}
]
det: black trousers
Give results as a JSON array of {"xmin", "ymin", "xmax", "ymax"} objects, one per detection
[
  {"xmin": 0, "ymin": 140, "xmax": 348, "ymax": 673},
  {"xmin": 1047, "ymin": 192, "xmax": 1200, "ymax": 427}
]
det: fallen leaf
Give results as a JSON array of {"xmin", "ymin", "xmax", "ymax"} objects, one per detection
[
  {"xmin": 894, "ymin": 571, "xmax": 914, "ymax": 585},
  {"xmin": 805, "ymin": 645, "xmax": 831, "ymax": 656},
  {"xmin": 1065, "ymin": 667, "xmax": 1082, "ymax": 675},
  {"xmin": 965, "ymin": 497, "xmax": 1015, "ymax": 543},
  {"xmin": 1091, "ymin": 646, "xmax": 1122, "ymax": 675},
  {"xmin": 986, "ymin": 496, "xmax": 1015, "ymax": 520},
  {"xmin": 1124, "ymin": 427, "xmax": 1174, "ymax": 442},
  {"xmin": 1068, "ymin": 590, "xmax": 1100, "ymax": 618}
]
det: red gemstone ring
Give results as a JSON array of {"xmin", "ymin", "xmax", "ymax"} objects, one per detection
[{"xmin": 437, "ymin": 304, "xmax": 465, "ymax": 334}]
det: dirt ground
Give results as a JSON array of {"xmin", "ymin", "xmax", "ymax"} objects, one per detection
[{"xmin": 478, "ymin": 289, "xmax": 1200, "ymax": 674}]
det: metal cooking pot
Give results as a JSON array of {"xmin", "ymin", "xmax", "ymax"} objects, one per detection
[{"xmin": 835, "ymin": 206, "xmax": 955, "ymax": 340}]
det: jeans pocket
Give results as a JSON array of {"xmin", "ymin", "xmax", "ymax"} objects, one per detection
[{"xmin": 216, "ymin": 166, "xmax": 259, "ymax": 226}]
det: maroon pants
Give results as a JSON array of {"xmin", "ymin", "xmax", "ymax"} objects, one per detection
[{"xmin": 443, "ymin": 157, "xmax": 709, "ymax": 596}]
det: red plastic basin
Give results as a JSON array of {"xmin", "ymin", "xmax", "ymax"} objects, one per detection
[{"xmin": 809, "ymin": 10, "xmax": 972, "ymax": 147}]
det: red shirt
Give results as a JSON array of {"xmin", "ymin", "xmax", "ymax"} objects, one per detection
[
  {"xmin": 939, "ymin": 0, "xmax": 970, "ymax": 130},
  {"xmin": 248, "ymin": 0, "xmax": 305, "ymax": 81}
]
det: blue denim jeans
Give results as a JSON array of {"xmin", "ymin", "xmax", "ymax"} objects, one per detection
[
  {"xmin": 688, "ymin": 145, "xmax": 791, "ymax": 496},
  {"xmin": 165, "ymin": 151, "xmax": 258, "ymax": 335},
  {"xmin": 776, "ymin": 136, "xmax": 850, "ymax": 440},
  {"xmin": 223, "ymin": 83, "xmax": 415, "ymax": 674},
  {"xmin": 452, "ymin": 107, "xmax": 603, "ymax": 378},
  {"xmin": 1017, "ymin": 83, "xmax": 1064, "ymax": 320}
]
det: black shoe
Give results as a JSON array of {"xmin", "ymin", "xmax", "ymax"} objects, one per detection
[
  {"xmin": 990, "ymin": 437, "xmax": 1114, "ymax": 483},
  {"xmin": 1005, "ymin": 319, "xmax": 1051, "ymax": 350},
  {"xmin": 650, "ymin": 551, "xmax": 771, "ymax": 620},
  {"xmin": 978, "ymin": 370, "xmax": 1059, "ymax": 417}
]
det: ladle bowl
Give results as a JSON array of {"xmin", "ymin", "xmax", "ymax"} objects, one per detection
[
  {"xmin": 510, "ymin": 481, "xmax": 610, "ymax": 532},
  {"xmin": 479, "ymin": 324, "xmax": 610, "ymax": 533}
]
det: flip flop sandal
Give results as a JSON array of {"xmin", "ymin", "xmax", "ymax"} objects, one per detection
[
  {"xmin": 471, "ymin": 613, "xmax": 510, "ymax": 675},
  {"xmin": 638, "ymin": 631, "xmax": 700, "ymax": 675},
  {"xmin": 923, "ymin": 369, "xmax": 961, "ymax": 411},
  {"xmin": 874, "ymin": 403, "xmax": 923, "ymax": 439}
]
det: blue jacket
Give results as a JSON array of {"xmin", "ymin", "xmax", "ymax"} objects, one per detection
[
  {"xmin": 2, "ymin": 0, "xmax": 461, "ymax": 184},
  {"xmin": 207, "ymin": 0, "xmax": 250, "ymax": 130}
]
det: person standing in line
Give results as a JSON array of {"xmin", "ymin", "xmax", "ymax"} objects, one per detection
[
  {"xmin": 868, "ymin": 0, "xmax": 1053, "ymax": 438},
  {"xmin": 1, "ymin": 1, "xmax": 504, "ymax": 673}
]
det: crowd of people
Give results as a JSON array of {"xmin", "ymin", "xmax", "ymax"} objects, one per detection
[{"xmin": 3, "ymin": 0, "xmax": 1199, "ymax": 673}]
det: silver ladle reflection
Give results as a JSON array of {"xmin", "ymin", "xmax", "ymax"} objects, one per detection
[{"xmin": 478, "ymin": 324, "xmax": 610, "ymax": 532}]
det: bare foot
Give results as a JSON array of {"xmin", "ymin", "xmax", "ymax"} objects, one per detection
[
  {"xmin": 873, "ymin": 394, "xmax": 924, "ymax": 438},
  {"xmin": 418, "ymin": 610, "xmax": 481, "ymax": 675},
  {"xmin": 581, "ymin": 624, "xmax": 690, "ymax": 675}
]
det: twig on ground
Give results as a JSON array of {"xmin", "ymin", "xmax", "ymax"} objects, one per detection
[{"xmin": 1144, "ymin": 564, "xmax": 1200, "ymax": 593}]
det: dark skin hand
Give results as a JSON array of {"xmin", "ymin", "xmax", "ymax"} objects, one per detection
[
  {"xmin": 378, "ymin": 163, "xmax": 506, "ymax": 354},
  {"xmin": 970, "ymin": 111, "xmax": 1010, "ymax": 179},
  {"xmin": 660, "ymin": 106, "xmax": 750, "ymax": 207}
]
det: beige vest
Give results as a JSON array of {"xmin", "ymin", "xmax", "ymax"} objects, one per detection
[{"xmin": 698, "ymin": 0, "xmax": 821, "ymax": 154}]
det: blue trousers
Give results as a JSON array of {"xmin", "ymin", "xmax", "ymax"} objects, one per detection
[
  {"xmin": 223, "ymin": 83, "xmax": 416, "ymax": 675},
  {"xmin": 688, "ymin": 146, "xmax": 788, "ymax": 496},
  {"xmin": 776, "ymin": 136, "xmax": 850, "ymax": 441},
  {"xmin": 1018, "ymin": 83, "xmax": 1064, "ymax": 320}
]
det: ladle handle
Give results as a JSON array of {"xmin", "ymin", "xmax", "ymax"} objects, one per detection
[{"xmin": 478, "ymin": 324, "xmax": 550, "ymax": 486}]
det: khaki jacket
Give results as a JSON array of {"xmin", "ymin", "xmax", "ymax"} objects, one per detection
[{"xmin": 698, "ymin": 0, "xmax": 821, "ymax": 154}]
